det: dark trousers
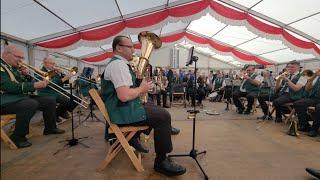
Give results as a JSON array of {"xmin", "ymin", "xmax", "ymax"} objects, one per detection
[
  {"xmin": 105, "ymin": 104, "xmax": 172, "ymax": 155},
  {"xmin": 56, "ymin": 95, "xmax": 78, "ymax": 117},
  {"xmin": 233, "ymin": 91, "xmax": 257, "ymax": 110},
  {"xmin": 156, "ymin": 90, "xmax": 168, "ymax": 107},
  {"xmin": 1, "ymin": 96, "xmax": 57, "ymax": 137},
  {"xmin": 293, "ymin": 98, "xmax": 320, "ymax": 128},
  {"xmin": 258, "ymin": 93, "xmax": 276, "ymax": 115},
  {"xmin": 272, "ymin": 93, "xmax": 294, "ymax": 119}
]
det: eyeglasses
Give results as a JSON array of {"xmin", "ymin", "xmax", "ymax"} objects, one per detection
[
  {"xmin": 9, "ymin": 52, "xmax": 24, "ymax": 60},
  {"xmin": 118, "ymin": 44, "xmax": 134, "ymax": 49}
]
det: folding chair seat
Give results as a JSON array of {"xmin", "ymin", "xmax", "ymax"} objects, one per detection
[
  {"xmin": 89, "ymin": 89, "xmax": 148, "ymax": 172},
  {"xmin": 1, "ymin": 114, "xmax": 18, "ymax": 150}
]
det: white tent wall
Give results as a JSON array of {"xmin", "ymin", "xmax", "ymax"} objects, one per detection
[{"xmin": 149, "ymin": 46, "xmax": 171, "ymax": 68}]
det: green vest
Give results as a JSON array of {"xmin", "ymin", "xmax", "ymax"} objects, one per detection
[
  {"xmin": 214, "ymin": 78, "xmax": 223, "ymax": 89},
  {"xmin": 242, "ymin": 74, "xmax": 260, "ymax": 92},
  {"xmin": 37, "ymin": 67, "xmax": 62, "ymax": 98},
  {"xmin": 308, "ymin": 78, "xmax": 320, "ymax": 99},
  {"xmin": 279, "ymin": 73, "xmax": 304, "ymax": 100},
  {"xmin": 101, "ymin": 57, "xmax": 146, "ymax": 124},
  {"xmin": 0, "ymin": 58, "xmax": 35, "ymax": 106}
]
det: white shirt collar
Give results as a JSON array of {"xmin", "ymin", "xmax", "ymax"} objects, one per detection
[{"xmin": 114, "ymin": 55, "xmax": 129, "ymax": 65}]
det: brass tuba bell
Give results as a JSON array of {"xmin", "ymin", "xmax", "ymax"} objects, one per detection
[{"xmin": 136, "ymin": 31, "xmax": 162, "ymax": 79}]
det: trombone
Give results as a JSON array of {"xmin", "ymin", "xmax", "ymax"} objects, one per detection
[
  {"xmin": 54, "ymin": 65, "xmax": 78, "ymax": 75},
  {"xmin": 18, "ymin": 62, "xmax": 89, "ymax": 108}
]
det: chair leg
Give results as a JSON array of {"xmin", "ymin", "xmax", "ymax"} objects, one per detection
[
  {"xmin": 285, "ymin": 109, "xmax": 295, "ymax": 124},
  {"xmin": 97, "ymin": 131, "xmax": 144, "ymax": 172},
  {"xmin": 1, "ymin": 129, "xmax": 18, "ymax": 150}
]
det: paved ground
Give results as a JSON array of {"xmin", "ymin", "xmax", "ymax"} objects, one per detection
[{"xmin": 1, "ymin": 101, "xmax": 320, "ymax": 180}]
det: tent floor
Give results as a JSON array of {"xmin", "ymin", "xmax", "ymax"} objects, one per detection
[{"xmin": 1, "ymin": 101, "xmax": 320, "ymax": 180}]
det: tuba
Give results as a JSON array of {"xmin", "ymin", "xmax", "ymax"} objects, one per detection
[{"xmin": 136, "ymin": 31, "xmax": 162, "ymax": 103}]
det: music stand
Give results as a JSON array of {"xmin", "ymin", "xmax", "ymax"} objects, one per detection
[
  {"xmin": 54, "ymin": 83, "xmax": 89, "ymax": 155},
  {"xmin": 168, "ymin": 46, "xmax": 208, "ymax": 180},
  {"xmin": 80, "ymin": 76, "xmax": 104, "ymax": 124}
]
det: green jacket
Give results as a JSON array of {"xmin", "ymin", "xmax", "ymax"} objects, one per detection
[
  {"xmin": 37, "ymin": 67, "xmax": 63, "ymax": 98},
  {"xmin": 279, "ymin": 73, "xmax": 304, "ymax": 100},
  {"xmin": 242, "ymin": 74, "xmax": 260, "ymax": 92},
  {"xmin": 101, "ymin": 57, "xmax": 146, "ymax": 124},
  {"xmin": 0, "ymin": 58, "xmax": 35, "ymax": 106}
]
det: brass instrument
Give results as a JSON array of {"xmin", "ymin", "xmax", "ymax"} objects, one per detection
[
  {"xmin": 275, "ymin": 70, "xmax": 289, "ymax": 80},
  {"xmin": 136, "ymin": 31, "xmax": 162, "ymax": 103},
  {"xmin": 18, "ymin": 62, "xmax": 89, "ymax": 108},
  {"xmin": 302, "ymin": 69, "xmax": 315, "ymax": 80},
  {"xmin": 19, "ymin": 62, "xmax": 55, "ymax": 80},
  {"xmin": 55, "ymin": 65, "xmax": 78, "ymax": 75}
]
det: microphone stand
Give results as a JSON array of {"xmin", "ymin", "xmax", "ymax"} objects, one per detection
[
  {"xmin": 54, "ymin": 83, "xmax": 89, "ymax": 155},
  {"xmin": 168, "ymin": 55, "xmax": 208, "ymax": 180}
]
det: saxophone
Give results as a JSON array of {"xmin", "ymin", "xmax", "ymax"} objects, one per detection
[{"xmin": 135, "ymin": 31, "xmax": 162, "ymax": 103}]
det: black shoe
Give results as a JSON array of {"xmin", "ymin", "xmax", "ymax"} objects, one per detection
[
  {"xmin": 237, "ymin": 108, "xmax": 244, "ymax": 114},
  {"xmin": 60, "ymin": 112, "xmax": 71, "ymax": 119},
  {"xmin": 308, "ymin": 130, "xmax": 318, "ymax": 137},
  {"xmin": 275, "ymin": 117, "xmax": 282, "ymax": 123},
  {"xmin": 43, "ymin": 128, "xmax": 66, "ymax": 135},
  {"xmin": 306, "ymin": 168, "xmax": 320, "ymax": 179},
  {"xmin": 10, "ymin": 135, "xmax": 32, "ymax": 148},
  {"xmin": 163, "ymin": 105, "xmax": 170, "ymax": 108},
  {"xmin": 154, "ymin": 157, "xmax": 186, "ymax": 176},
  {"xmin": 298, "ymin": 126, "xmax": 310, "ymax": 132},
  {"xmin": 129, "ymin": 138, "xmax": 149, "ymax": 153},
  {"xmin": 243, "ymin": 109, "xmax": 251, "ymax": 115},
  {"xmin": 171, "ymin": 127, "xmax": 180, "ymax": 135}
]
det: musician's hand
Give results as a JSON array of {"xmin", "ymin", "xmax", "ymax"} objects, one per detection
[
  {"xmin": 139, "ymin": 79, "xmax": 153, "ymax": 93},
  {"xmin": 33, "ymin": 80, "xmax": 49, "ymax": 89},
  {"xmin": 20, "ymin": 66, "xmax": 29, "ymax": 76},
  {"xmin": 243, "ymin": 74, "xmax": 249, "ymax": 80},
  {"xmin": 282, "ymin": 75, "xmax": 289, "ymax": 81}
]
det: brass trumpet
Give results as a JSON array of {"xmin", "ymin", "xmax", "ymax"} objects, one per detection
[
  {"xmin": 302, "ymin": 69, "xmax": 315, "ymax": 80},
  {"xmin": 275, "ymin": 71, "xmax": 289, "ymax": 80},
  {"xmin": 18, "ymin": 62, "xmax": 89, "ymax": 108}
]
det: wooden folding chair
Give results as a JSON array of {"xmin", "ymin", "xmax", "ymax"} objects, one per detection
[
  {"xmin": 1, "ymin": 114, "xmax": 18, "ymax": 150},
  {"xmin": 283, "ymin": 103, "xmax": 295, "ymax": 124},
  {"xmin": 89, "ymin": 89, "xmax": 149, "ymax": 172}
]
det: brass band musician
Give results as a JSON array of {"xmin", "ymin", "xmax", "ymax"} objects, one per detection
[
  {"xmin": 101, "ymin": 35, "xmax": 186, "ymax": 176},
  {"xmin": 273, "ymin": 60, "xmax": 307, "ymax": 122},
  {"xmin": 257, "ymin": 70, "xmax": 276, "ymax": 120},
  {"xmin": 0, "ymin": 45, "xmax": 65, "ymax": 148},
  {"xmin": 154, "ymin": 67, "xmax": 169, "ymax": 108},
  {"xmin": 233, "ymin": 65, "xmax": 263, "ymax": 114},
  {"xmin": 293, "ymin": 68, "xmax": 320, "ymax": 137},
  {"xmin": 37, "ymin": 57, "xmax": 78, "ymax": 122}
]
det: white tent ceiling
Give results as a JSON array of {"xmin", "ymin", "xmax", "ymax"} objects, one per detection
[{"xmin": 1, "ymin": 0, "xmax": 319, "ymax": 68}]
